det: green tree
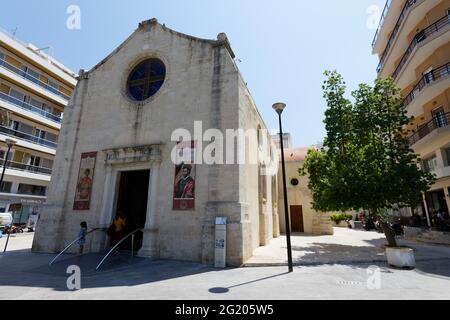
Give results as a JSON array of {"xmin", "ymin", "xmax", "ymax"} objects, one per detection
[{"xmin": 300, "ymin": 71, "xmax": 435, "ymax": 247}]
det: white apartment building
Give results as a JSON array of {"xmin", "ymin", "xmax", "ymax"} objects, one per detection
[{"xmin": 0, "ymin": 27, "xmax": 76, "ymax": 225}]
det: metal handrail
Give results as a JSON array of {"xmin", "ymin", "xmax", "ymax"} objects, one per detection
[
  {"xmin": 0, "ymin": 91, "xmax": 62, "ymax": 123},
  {"xmin": 0, "ymin": 57, "xmax": 71, "ymax": 100},
  {"xmin": 408, "ymin": 112, "xmax": 450, "ymax": 146},
  {"xmin": 403, "ymin": 62, "xmax": 450, "ymax": 107},
  {"xmin": 376, "ymin": 0, "xmax": 419, "ymax": 73},
  {"xmin": 0, "ymin": 159, "xmax": 52, "ymax": 175},
  {"xmin": 392, "ymin": 14, "xmax": 450, "ymax": 80},
  {"xmin": 372, "ymin": 0, "xmax": 392, "ymax": 47},
  {"xmin": 49, "ymin": 228, "xmax": 100, "ymax": 266},
  {"xmin": 96, "ymin": 228, "xmax": 141, "ymax": 271},
  {"xmin": 0, "ymin": 125, "xmax": 58, "ymax": 149}
]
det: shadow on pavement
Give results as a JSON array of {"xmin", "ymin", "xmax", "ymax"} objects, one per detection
[
  {"xmin": 0, "ymin": 249, "xmax": 216, "ymax": 292},
  {"xmin": 291, "ymin": 237, "xmax": 450, "ymax": 278}
]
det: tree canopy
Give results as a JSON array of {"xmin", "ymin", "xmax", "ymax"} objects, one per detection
[{"xmin": 300, "ymin": 71, "xmax": 435, "ymax": 245}]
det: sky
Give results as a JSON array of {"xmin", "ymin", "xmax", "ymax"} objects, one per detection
[{"xmin": 0, "ymin": 0, "xmax": 386, "ymax": 147}]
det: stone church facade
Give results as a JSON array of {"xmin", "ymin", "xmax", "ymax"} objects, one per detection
[{"xmin": 32, "ymin": 19, "xmax": 280, "ymax": 267}]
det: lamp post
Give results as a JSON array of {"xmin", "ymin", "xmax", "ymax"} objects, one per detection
[
  {"xmin": 2, "ymin": 138, "xmax": 17, "ymax": 254},
  {"xmin": 273, "ymin": 102, "xmax": 293, "ymax": 273}
]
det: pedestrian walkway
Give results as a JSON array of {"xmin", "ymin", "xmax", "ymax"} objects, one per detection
[
  {"xmin": 245, "ymin": 227, "xmax": 450, "ymax": 266},
  {"xmin": 0, "ymin": 231, "xmax": 449, "ymax": 299}
]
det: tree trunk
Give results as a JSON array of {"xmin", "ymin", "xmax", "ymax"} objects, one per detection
[{"xmin": 379, "ymin": 221, "xmax": 397, "ymax": 247}]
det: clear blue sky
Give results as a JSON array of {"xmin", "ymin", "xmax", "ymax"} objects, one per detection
[{"xmin": 1, "ymin": 0, "xmax": 385, "ymax": 147}]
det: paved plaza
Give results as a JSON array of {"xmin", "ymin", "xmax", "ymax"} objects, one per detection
[{"xmin": 0, "ymin": 230, "xmax": 449, "ymax": 300}]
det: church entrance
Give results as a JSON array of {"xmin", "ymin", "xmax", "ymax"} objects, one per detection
[{"xmin": 115, "ymin": 169, "xmax": 150, "ymax": 251}]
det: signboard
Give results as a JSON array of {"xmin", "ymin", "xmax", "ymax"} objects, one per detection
[
  {"xmin": 173, "ymin": 141, "xmax": 196, "ymax": 211},
  {"xmin": 73, "ymin": 152, "xmax": 97, "ymax": 211}
]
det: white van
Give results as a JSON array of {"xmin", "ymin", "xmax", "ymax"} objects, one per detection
[{"xmin": 0, "ymin": 212, "xmax": 13, "ymax": 228}]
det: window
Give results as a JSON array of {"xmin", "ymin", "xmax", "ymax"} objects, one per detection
[
  {"xmin": 423, "ymin": 67, "xmax": 434, "ymax": 84},
  {"xmin": 23, "ymin": 66, "xmax": 40, "ymax": 84},
  {"xmin": 29, "ymin": 97, "xmax": 43, "ymax": 109},
  {"xmin": 46, "ymin": 80, "xmax": 60, "ymax": 95},
  {"xmin": 0, "ymin": 181, "xmax": 12, "ymax": 193},
  {"xmin": 423, "ymin": 156, "xmax": 438, "ymax": 172},
  {"xmin": 432, "ymin": 107, "xmax": 447, "ymax": 128},
  {"xmin": 34, "ymin": 128, "xmax": 45, "ymax": 139},
  {"xmin": 445, "ymin": 148, "xmax": 450, "ymax": 166},
  {"xmin": 9, "ymin": 120, "xmax": 19, "ymax": 131},
  {"xmin": 17, "ymin": 183, "xmax": 46, "ymax": 196},
  {"xmin": 42, "ymin": 103, "xmax": 52, "ymax": 113},
  {"xmin": 45, "ymin": 132, "xmax": 58, "ymax": 142},
  {"xmin": 127, "ymin": 59, "xmax": 166, "ymax": 101},
  {"xmin": 9, "ymin": 89, "xmax": 25, "ymax": 103},
  {"xmin": 29, "ymin": 156, "xmax": 41, "ymax": 167},
  {"xmin": 0, "ymin": 149, "xmax": 12, "ymax": 161},
  {"xmin": 47, "ymin": 80, "xmax": 59, "ymax": 89},
  {"xmin": 41, "ymin": 158, "xmax": 53, "ymax": 169}
]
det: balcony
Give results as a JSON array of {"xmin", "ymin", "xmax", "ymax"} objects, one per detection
[
  {"xmin": 0, "ymin": 92, "xmax": 62, "ymax": 124},
  {"xmin": 0, "ymin": 159, "xmax": 52, "ymax": 175},
  {"xmin": 408, "ymin": 112, "xmax": 450, "ymax": 146},
  {"xmin": 372, "ymin": 0, "xmax": 392, "ymax": 48},
  {"xmin": 376, "ymin": 0, "xmax": 420, "ymax": 73},
  {"xmin": 404, "ymin": 62, "xmax": 450, "ymax": 108},
  {"xmin": 0, "ymin": 58, "xmax": 71, "ymax": 101},
  {"xmin": 392, "ymin": 14, "xmax": 450, "ymax": 80},
  {"xmin": 0, "ymin": 125, "xmax": 57, "ymax": 149}
]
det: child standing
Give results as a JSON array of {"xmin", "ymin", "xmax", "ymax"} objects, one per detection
[{"xmin": 77, "ymin": 221, "xmax": 88, "ymax": 256}]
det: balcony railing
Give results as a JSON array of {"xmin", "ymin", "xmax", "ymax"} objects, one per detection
[
  {"xmin": 372, "ymin": 0, "xmax": 392, "ymax": 48},
  {"xmin": 0, "ymin": 159, "xmax": 52, "ymax": 175},
  {"xmin": 0, "ymin": 58, "xmax": 71, "ymax": 101},
  {"xmin": 403, "ymin": 62, "xmax": 450, "ymax": 108},
  {"xmin": 0, "ymin": 92, "xmax": 62, "ymax": 123},
  {"xmin": 392, "ymin": 14, "xmax": 450, "ymax": 80},
  {"xmin": 376, "ymin": 0, "xmax": 418, "ymax": 73},
  {"xmin": 408, "ymin": 112, "xmax": 450, "ymax": 146},
  {"xmin": 0, "ymin": 125, "xmax": 57, "ymax": 149}
]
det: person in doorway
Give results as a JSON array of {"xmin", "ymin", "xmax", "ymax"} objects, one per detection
[
  {"xmin": 77, "ymin": 221, "xmax": 88, "ymax": 256},
  {"xmin": 110, "ymin": 212, "xmax": 126, "ymax": 247}
]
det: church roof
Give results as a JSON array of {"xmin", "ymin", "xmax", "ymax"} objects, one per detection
[{"xmin": 83, "ymin": 18, "xmax": 234, "ymax": 77}]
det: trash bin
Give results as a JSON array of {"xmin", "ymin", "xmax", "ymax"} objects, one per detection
[{"xmin": 214, "ymin": 217, "xmax": 227, "ymax": 268}]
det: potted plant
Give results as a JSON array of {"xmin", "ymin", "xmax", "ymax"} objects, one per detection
[{"xmin": 300, "ymin": 72, "xmax": 435, "ymax": 269}]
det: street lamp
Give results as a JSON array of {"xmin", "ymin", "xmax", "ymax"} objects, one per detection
[
  {"xmin": 273, "ymin": 102, "xmax": 293, "ymax": 273},
  {"xmin": 2, "ymin": 138, "xmax": 17, "ymax": 254},
  {"xmin": 0, "ymin": 139, "xmax": 17, "ymax": 186}
]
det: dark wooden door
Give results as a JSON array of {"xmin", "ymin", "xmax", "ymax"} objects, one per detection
[{"xmin": 290, "ymin": 205, "xmax": 304, "ymax": 233}]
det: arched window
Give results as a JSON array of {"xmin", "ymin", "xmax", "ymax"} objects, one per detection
[{"xmin": 127, "ymin": 59, "xmax": 166, "ymax": 101}]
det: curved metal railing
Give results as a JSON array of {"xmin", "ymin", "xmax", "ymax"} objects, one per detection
[
  {"xmin": 49, "ymin": 228, "xmax": 101, "ymax": 266},
  {"xmin": 96, "ymin": 228, "xmax": 142, "ymax": 271}
]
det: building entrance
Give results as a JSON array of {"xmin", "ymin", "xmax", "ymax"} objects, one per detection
[{"xmin": 115, "ymin": 169, "xmax": 150, "ymax": 251}]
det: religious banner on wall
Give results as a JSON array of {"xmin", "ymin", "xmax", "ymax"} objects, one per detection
[
  {"xmin": 173, "ymin": 141, "xmax": 196, "ymax": 211},
  {"xmin": 73, "ymin": 152, "xmax": 97, "ymax": 211}
]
